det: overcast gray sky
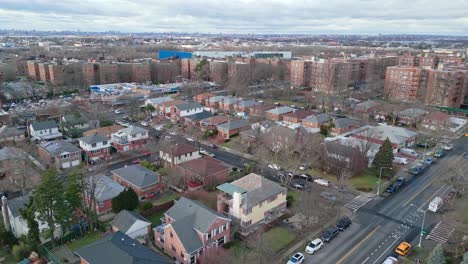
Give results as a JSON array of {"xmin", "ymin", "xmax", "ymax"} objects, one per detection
[{"xmin": 0, "ymin": 0, "xmax": 466, "ymax": 35}]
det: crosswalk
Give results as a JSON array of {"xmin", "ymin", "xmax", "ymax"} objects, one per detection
[
  {"xmin": 345, "ymin": 195, "xmax": 373, "ymax": 212},
  {"xmin": 427, "ymin": 221, "xmax": 455, "ymax": 244}
]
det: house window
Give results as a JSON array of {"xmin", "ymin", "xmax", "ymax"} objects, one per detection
[
  {"xmin": 170, "ymin": 232, "xmax": 173, "ymax": 238},
  {"xmin": 244, "ymin": 208, "xmax": 252, "ymax": 215},
  {"xmin": 103, "ymin": 141, "xmax": 108, "ymax": 145},
  {"xmin": 172, "ymin": 245, "xmax": 176, "ymax": 252},
  {"xmin": 217, "ymin": 236, "xmax": 225, "ymax": 246},
  {"xmin": 207, "ymin": 232, "xmax": 211, "ymax": 239},
  {"xmin": 181, "ymin": 252, "xmax": 184, "ymax": 258},
  {"xmin": 242, "ymin": 220, "xmax": 252, "ymax": 227}
]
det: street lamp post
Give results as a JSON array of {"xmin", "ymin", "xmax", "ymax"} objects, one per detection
[
  {"xmin": 377, "ymin": 166, "xmax": 393, "ymax": 196},
  {"xmin": 418, "ymin": 209, "xmax": 427, "ymax": 247}
]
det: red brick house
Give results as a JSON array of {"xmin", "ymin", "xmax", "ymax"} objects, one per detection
[
  {"xmin": 111, "ymin": 126, "xmax": 148, "ymax": 152},
  {"xmin": 160, "ymin": 143, "xmax": 201, "ymax": 167},
  {"xmin": 265, "ymin": 106, "xmax": 295, "ymax": 121},
  {"xmin": 200, "ymin": 116, "xmax": 230, "ymax": 130},
  {"xmin": 154, "ymin": 197, "xmax": 231, "ymax": 264},
  {"xmin": 194, "ymin": 92, "xmax": 215, "ymax": 105},
  {"xmin": 37, "ymin": 140, "xmax": 82, "ymax": 169},
  {"xmin": 216, "ymin": 119, "xmax": 250, "ymax": 140},
  {"xmin": 249, "ymin": 103, "xmax": 276, "ymax": 117},
  {"xmin": 84, "ymin": 174, "xmax": 125, "ymax": 215},
  {"xmin": 82, "ymin": 125, "xmax": 123, "ymax": 138},
  {"xmin": 176, "ymin": 156, "xmax": 231, "ymax": 190},
  {"xmin": 78, "ymin": 134, "xmax": 111, "ymax": 162},
  {"xmin": 421, "ymin": 111, "xmax": 450, "ymax": 130},
  {"xmin": 218, "ymin": 97, "xmax": 241, "ymax": 112},
  {"xmin": 330, "ymin": 118, "xmax": 363, "ymax": 136},
  {"xmin": 111, "ymin": 164, "xmax": 164, "ymax": 200},
  {"xmin": 159, "ymin": 100, "xmax": 185, "ymax": 118},
  {"xmin": 234, "ymin": 100, "xmax": 260, "ymax": 113},
  {"xmin": 282, "ymin": 109, "xmax": 315, "ymax": 124},
  {"xmin": 206, "ymin": 96, "xmax": 227, "ymax": 108},
  {"xmin": 302, "ymin": 114, "xmax": 331, "ymax": 129}
]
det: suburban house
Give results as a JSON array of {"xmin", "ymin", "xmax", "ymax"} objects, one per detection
[
  {"xmin": 234, "ymin": 100, "xmax": 260, "ymax": 113},
  {"xmin": 200, "ymin": 116, "xmax": 230, "ymax": 129},
  {"xmin": 112, "ymin": 164, "xmax": 164, "ymax": 200},
  {"xmin": 194, "ymin": 92, "xmax": 215, "ymax": 105},
  {"xmin": 302, "ymin": 114, "xmax": 331, "ymax": 129},
  {"xmin": 219, "ymin": 97, "xmax": 241, "ymax": 112},
  {"xmin": 37, "ymin": 140, "xmax": 81, "ymax": 169},
  {"xmin": 84, "ymin": 174, "xmax": 124, "ymax": 215},
  {"xmin": 75, "ymin": 231, "xmax": 170, "ymax": 264},
  {"xmin": 171, "ymin": 102, "xmax": 204, "ymax": 120},
  {"xmin": 1, "ymin": 193, "xmax": 61, "ymax": 239},
  {"xmin": 353, "ymin": 100, "xmax": 381, "ymax": 115},
  {"xmin": 61, "ymin": 113, "xmax": 93, "ymax": 135},
  {"xmin": 29, "ymin": 120, "xmax": 62, "ymax": 141},
  {"xmin": 0, "ymin": 126, "xmax": 25, "ymax": 143},
  {"xmin": 206, "ymin": 95, "xmax": 226, "ymax": 108},
  {"xmin": 282, "ymin": 109, "xmax": 314, "ymax": 124},
  {"xmin": 154, "ymin": 197, "xmax": 231, "ymax": 264},
  {"xmin": 216, "ymin": 173, "xmax": 287, "ymax": 232},
  {"xmin": 265, "ymin": 106, "xmax": 295, "ymax": 121},
  {"xmin": 176, "ymin": 156, "xmax": 231, "ymax": 190},
  {"xmin": 184, "ymin": 111, "xmax": 214, "ymax": 126},
  {"xmin": 160, "ymin": 143, "xmax": 201, "ymax": 166},
  {"xmin": 397, "ymin": 108, "xmax": 428, "ymax": 126},
  {"xmin": 249, "ymin": 103, "xmax": 276, "ymax": 118},
  {"xmin": 421, "ymin": 111, "xmax": 450, "ymax": 130},
  {"xmin": 159, "ymin": 100, "xmax": 185, "ymax": 117},
  {"xmin": 82, "ymin": 125, "xmax": 123, "ymax": 138},
  {"xmin": 350, "ymin": 125, "xmax": 418, "ymax": 149},
  {"xmin": 111, "ymin": 126, "xmax": 148, "ymax": 152},
  {"xmin": 330, "ymin": 118, "xmax": 363, "ymax": 136},
  {"xmin": 78, "ymin": 134, "xmax": 111, "ymax": 162},
  {"xmin": 216, "ymin": 119, "xmax": 250, "ymax": 140},
  {"xmin": 111, "ymin": 210, "xmax": 151, "ymax": 239},
  {"xmin": 145, "ymin": 96, "xmax": 173, "ymax": 115}
]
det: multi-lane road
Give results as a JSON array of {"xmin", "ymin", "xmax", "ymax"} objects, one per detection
[{"xmin": 303, "ymin": 136, "xmax": 468, "ymax": 264}]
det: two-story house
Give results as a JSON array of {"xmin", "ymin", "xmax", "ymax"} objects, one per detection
[
  {"xmin": 217, "ymin": 173, "xmax": 287, "ymax": 233},
  {"xmin": 0, "ymin": 126, "xmax": 26, "ymax": 143},
  {"xmin": 29, "ymin": 120, "xmax": 62, "ymax": 141},
  {"xmin": 302, "ymin": 114, "xmax": 331, "ymax": 129},
  {"xmin": 145, "ymin": 96, "xmax": 174, "ymax": 116},
  {"xmin": 159, "ymin": 143, "xmax": 200, "ymax": 167},
  {"xmin": 282, "ymin": 109, "xmax": 315, "ymax": 124},
  {"xmin": 234, "ymin": 100, "xmax": 260, "ymax": 113},
  {"xmin": 171, "ymin": 102, "xmax": 204, "ymax": 120},
  {"xmin": 218, "ymin": 97, "xmax": 241, "ymax": 112},
  {"xmin": 83, "ymin": 174, "xmax": 125, "ymax": 215},
  {"xmin": 78, "ymin": 134, "xmax": 111, "ymax": 162},
  {"xmin": 61, "ymin": 113, "xmax": 93, "ymax": 136},
  {"xmin": 154, "ymin": 197, "xmax": 231, "ymax": 264},
  {"xmin": 37, "ymin": 140, "xmax": 81, "ymax": 169},
  {"xmin": 159, "ymin": 100, "xmax": 185, "ymax": 118},
  {"xmin": 111, "ymin": 126, "xmax": 148, "ymax": 152},
  {"xmin": 112, "ymin": 164, "xmax": 164, "ymax": 200}
]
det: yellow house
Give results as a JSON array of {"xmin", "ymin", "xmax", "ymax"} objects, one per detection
[{"xmin": 216, "ymin": 173, "xmax": 287, "ymax": 232}]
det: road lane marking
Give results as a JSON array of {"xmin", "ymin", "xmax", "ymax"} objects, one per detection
[
  {"xmin": 362, "ymin": 257, "xmax": 370, "ymax": 264},
  {"xmin": 402, "ymin": 180, "xmax": 435, "ymax": 207},
  {"xmin": 336, "ymin": 225, "xmax": 381, "ymax": 264},
  {"xmin": 418, "ymin": 184, "xmax": 449, "ymax": 211},
  {"xmin": 371, "ymin": 237, "xmax": 400, "ymax": 264}
]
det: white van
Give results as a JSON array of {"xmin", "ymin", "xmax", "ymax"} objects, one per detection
[
  {"xmin": 399, "ymin": 148, "xmax": 419, "ymax": 158},
  {"xmin": 314, "ymin": 179, "xmax": 330, "ymax": 187},
  {"xmin": 428, "ymin": 197, "xmax": 444, "ymax": 213},
  {"xmin": 393, "ymin": 157, "xmax": 408, "ymax": 165},
  {"xmin": 382, "ymin": 256, "xmax": 398, "ymax": 264}
]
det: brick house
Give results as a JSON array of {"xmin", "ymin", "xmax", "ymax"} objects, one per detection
[
  {"xmin": 84, "ymin": 174, "xmax": 124, "ymax": 215},
  {"xmin": 265, "ymin": 106, "xmax": 295, "ymax": 121},
  {"xmin": 171, "ymin": 102, "xmax": 204, "ymax": 120},
  {"xmin": 397, "ymin": 108, "xmax": 428, "ymax": 126},
  {"xmin": 154, "ymin": 197, "xmax": 231, "ymax": 264},
  {"xmin": 218, "ymin": 97, "xmax": 241, "ymax": 112},
  {"xmin": 206, "ymin": 96, "xmax": 226, "ymax": 108},
  {"xmin": 145, "ymin": 96, "xmax": 174, "ymax": 116},
  {"xmin": 282, "ymin": 109, "xmax": 314, "ymax": 124},
  {"xmin": 194, "ymin": 92, "xmax": 215, "ymax": 105},
  {"xmin": 82, "ymin": 125, "xmax": 123, "ymax": 138},
  {"xmin": 234, "ymin": 100, "xmax": 260, "ymax": 113},
  {"xmin": 183, "ymin": 111, "xmax": 214, "ymax": 126},
  {"xmin": 217, "ymin": 173, "xmax": 287, "ymax": 232},
  {"xmin": 353, "ymin": 100, "xmax": 382, "ymax": 115},
  {"xmin": 37, "ymin": 140, "xmax": 81, "ymax": 169},
  {"xmin": 302, "ymin": 114, "xmax": 331, "ymax": 129},
  {"xmin": 249, "ymin": 103, "xmax": 276, "ymax": 118},
  {"xmin": 176, "ymin": 156, "xmax": 231, "ymax": 190},
  {"xmin": 350, "ymin": 125, "xmax": 418, "ymax": 149},
  {"xmin": 330, "ymin": 118, "xmax": 363, "ymax": 136},
  {"xmin": 421, "ymin": 111, "xmax": 450, "ymax": 130},
  {"xmin": 78, "ymin": 134, "xmax": 111, "ymax": 162},
  {"xmin": 160, "ymin": 143, "xmax": 201, "ymax": 167},
  {"xmin": 111, "ymin": 126, "xmax": 148, "ymax": 152},
  {"xmin": 111, "ymin": 164, "xmax": 164, "ymax": 200},
  {"xmin": 159, "ymin": 100, "xmax": 185, "ymax": 118},
  {"xmin": 200, "ymin": 116, "xmax": 230, "ymax": 129},
  {"xmin": 216, "ymin": 119, "xmax": 250, "ymax": 140}
]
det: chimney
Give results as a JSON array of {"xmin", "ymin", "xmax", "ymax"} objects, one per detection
[{"xmin": 2, "ymin": 195, "xmax": 11, "ymax": 231}]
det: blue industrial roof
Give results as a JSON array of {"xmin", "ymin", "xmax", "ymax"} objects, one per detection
[{"xmin": 158, "ymin": 50, "xmax": 192, "ymax": 60}]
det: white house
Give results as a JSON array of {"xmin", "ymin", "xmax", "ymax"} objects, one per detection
[
  {"xmin": 172, "ymin": 102, "xmax": 204, "ymax": 118},
  {"xmin": 111, "ymin": 126, "xmax": 149, "ymax": 152},
  {"xmin": 111, "ymin": 210, "xmax": 151, "ymax": 239},
  {"xmin": 159, "ymin": 143, "xmax": 201, "ymax": 166},
  {"xmin": 29, "ymin": 120, "xmax": 62, "ymax": 141},
  {"xmin": 78, "ymin": 134, "xmax": 111, "ymax": 161}
]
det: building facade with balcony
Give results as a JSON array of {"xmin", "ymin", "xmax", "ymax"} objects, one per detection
[{"xmin": 111, "ymin": 126, "xmax": 148, "ymax": 152}]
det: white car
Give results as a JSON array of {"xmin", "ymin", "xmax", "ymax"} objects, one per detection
[
  {"xmin": 200, "ymin": 149, "xmax": 215, "ymax": 157},
  {"xmin": 299, "ymin": 165, "xmax": 306, "ymax": 171},
  {"xmin": 114, "ymin": 109, "xmax": 122, "ymax": 114},
  {"xmin": 287, "ymin": 253, "xmax": 304, "ymax": 264},
  {"xmin": 392, "ymin": 157, "xmax": 408, "ymax": 165},
  {"xmin": 314, "ymin": 179, "xmax": 330, "ymax": 187},
  {"xmin": 382, "ymin": 256, "xmax": 398, "ymax": 264},
  {"xmin": 305, "ymin": 238, "xmax": 323, "ymax": 254},
  {"xmin": 169, "ymin": 131, "xmax": 177, "ymax": 136},
  {"xmin": 154, "ymin": 125, "xmax": 163, "ymax": 131},
  {"xmin": 140, "ymin": 121, "xmax": 149, "ymax": 127},
  {"xmin": 186, "ymin": 137, "xmax": 195, "ymax": 142},
  {"xmin": 442, "ymin": 143, "xmax": 453, "ymax": 151},
  {"xmin": 269, "ymin": 164, "xmax": 281, "ymax": 170}
]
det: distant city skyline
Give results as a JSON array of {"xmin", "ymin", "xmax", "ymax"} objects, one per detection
[{"xmin": 0, "ymin": 0, "xmax": 467, "ymax": 35}]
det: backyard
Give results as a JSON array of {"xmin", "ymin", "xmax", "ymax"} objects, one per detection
[
  {"xmin": 263, "ymin": 227, "xmax": 297, "ymax": 252},
  {"xmin": 66, "ymin": 231, "xmax": 103, "ymax": 251},
  {"xmin": 147, "ymin": 211, "xmax": 165, "ymax": 227}
]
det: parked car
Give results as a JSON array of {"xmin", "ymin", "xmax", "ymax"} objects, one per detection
[
  {"xmin": 442, "ymin": 143, "xmax": 453, "ymax": 151},
  {"xmin": 305, "ymin": 238, "xmax": 323, "ymax": 254},
  {"xmin": 287, "ymin": 253, "xmax": 304, "ymax": 264},
  {"xmin": 336, "ymin": 217, "xmax": 352, "ymax": 231},
  {"xmin": 268, "ymin": 164, "xmax": 281, "ymax": 171},
  {"xmin": 433, "ymin": 149, "xmax": 445, "ymax": 158},
  {"xmin": 140, "ymin": 121, "xmax": 149, "ymax": 127},
  {"xmin": 416, "ymin": 142, "xmax": 430, "ymax": 148},
  {"xmin": 186, "ymin": 137, "xmax": 195, "ymax": 142},
  {"xmin": 382, "ymin": 256, "xmax": 399, "ymax": 264},
  {"xmin": 321, "ymin": 226, "xmax": 339, "ymax": 242},
  {"xmin": 299, "ymin": 165, "xmax": 307, "ymax": 171},
  {"xmin": 395, "ymin": 177, "xmax": 407, "ymax": 188},
  {"xmin": 114, "ymin": 109, "xmax": 122, "ymax": 114},
  {"xmin": 314, "ymin": 179, "xmax": 330, "ymax": 187},
  {"xmin": 399, "ymin": 148, "xmax": 419, "ymax": 158},
  {"xmin": 292, "ymin": 183, "xmax": 305, "ymax": 191},
  {"xmin": 392, "ymin": 157, "xmax": 408, "ymax": 165},
  {"xmin": 210, "ymin": 144, "xmax": 218, "ymax": 149},
  {"xmin": 386, "ymin": 184, "xmax": 398, "ymax": 194},
  {"xmin": 296, "ymin": 173, "xmax": 313, "ymax": 181},
  {"xmin": 321, "ymin": 192, "xmax": 337, "ymax": 201},
  {"xmin": 464, "ymin": 153, "xmax": 468, "ymax": 159},
  {"xmin": 169, "ymin": 131, "xmax": 177, "ymax": 136},
  {"xmin": 424, "ymin": 157, "xmax": 433, "ymax": 165},
  {"xmin": 200, "ymin": 149, "xmax": 215, "ymax": 157},
  {"xmin": 132, "ymin": 159, "xmax": 141, "ymax": 164},
  {"xmin": 154, "ymin": 125, "xmax": 163, "ymax": 131},
  {"xmin": 394, "ymin": 242, "xmax": 412, "ymax": 256}
]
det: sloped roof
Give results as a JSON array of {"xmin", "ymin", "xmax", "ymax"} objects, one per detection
[
  {"xmin": 162, "ymin": 143, "xmax": 198, "ymax": 156},
  {"xmin": 6, "ymin": 192, "xmax": 32, "ymax": 217},
  {"xmin": 303, "ymin": 114, "xmax": 330, "ymax": 124},
  {"xmin": 238, "ymin": 100, "xmax": 260, "ymax": 108},
  {"xmin": 79, "ymin": 134, "xmax": 109, "ymax": 145},
  {"xmin": 83, "ymin": 125, "xmax": 123, "ymax": 137},
  {"xmin": 208, "ymin": 96, "xmax": 226, "ymax": 103},
  {"xmin": 333, "ymin": 118, "xmax": 362, "ymax": 129},
  {"xmin": 354, "ymin": 100, "xmax": 378, "ymax": 111},
  {"xmin": 146, "ymin": 96, "xmax": 173, "ymax": 105},
  {"xmin": 175, "ymin": 102, "xmax": 203, "ymax": 111},
  {"xmin": 0, "ymin": 126, "xmax": 24, "ymax": 138},
  {"xmin": 30, "ymin": 120, "xmax": 58, "ymax": 130},
  {"xmin": 111, "ymin": 165, "xmax": 159, "ymax": 188},
  {"xmin": 120, "ymin": 126, "xmax": 148, "ymax": 135},
  {"xmin": 222, "ymin": 97, "xmax": 241, "ymax": 105},
  {"xmin": 160, "ymin": 100, "xmax": 184, "ymax": 108},
  {"xmin": 177, "ymin": 156, "xmax": 230, "ymax": 177},
  {"xmin": 184, "ymin": 111, "xmax": 214, "ymax": 121},
  {"xmin": 87, "ymin": 174, "xmax": 125, "ymax": 202},
  {"xmin": 217, "ymin": 119, "xmax": 250, "ymax": 131},
  {"xmin": 282, "ymin": 109, "xmax": 314, "ymax": 120},
  {"xmin": 75, "ymin": 231, "xmax": 170, "ymax": 264},
  {"xmin": 39, "ymin": 140, "xmax": 81, "ymax": 156},
  {"xmin": 356, "ymin": 125, "xmax": 418, "ymax": 145},
  {"xmin": 112, "ymin": 210, "xmax": 150, "ymax": 234},
  {"xmin": 398, "ymin": 108, "xmax": 428, "ymax": 118},
  {"xmin": 266, "ymin": 106, "xmax": 295, "ymax": 115}
]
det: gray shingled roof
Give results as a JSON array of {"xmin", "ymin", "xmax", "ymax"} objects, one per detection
[
  {"xmin": 112, "ymin": 210, "xmax": 150, "ymax": 233},
  {"xmin": 79, "ymin": 134, "xmax": 109, "ymax": 145},
  {"xmin": 184, "ymin": 111, "xmax": 214, "ymax": 121},
  {"xmin": 208, "ymin": 96, "xmax": 226, "ymax": 103},
  {"xmin": 0, "ymin": 126, "xmax": 24, "ymax": 138},
  {"xmin": 146, "ymin": 96, "xmax": 173, "ymax": 105},
  {"xmin": 165, "ymin": 197, "xmax": 230, "ymax": 253},
  {"xmin": 111, "ymin": 165, "xmax": 159, "ymax": 188},
  {"xmin": 238, "ymin": 100, "xmax": 260, "ymax": 108},
  {"xmin": 176, "ymin": 102, "xmax": 203, "ymax": 111},
  {"xmin": 303, "ymin": 113, "xmax": 330, "ymax": 124},
  {"xmin": 75, "ymin": 231, "xmax": 171, "ymax": 264},
  {"xmin": 217, "ymin": 119, "xmax": 250, "ymax": 131},
  {"xmin": 88, "ymin": 174, "xmax": 125, "ymax": 202},
  {"xmin": 333, "ymin": 118, "xmax": 362, "ymax": 129},
  {"xmin": 120, "ymin": 126, "xmax": 148, "ymax": 136},
  {"xmin": 398, "ymin": 108, "xmax": 428, "ymax": 118},
  {"xmin": 30, "ymin": 120, "xmax": 58, "ymax": 130},
  {"xmin": 39, "ymin": 140, "xmax": 81, "ymax": 156},
  {"xmin": 265, "ymin": 106, "xmax": 295, "ymax": 115},
  {"xmin": 6, "ymin": 192, "xmax": 32, "ymax": 217}
]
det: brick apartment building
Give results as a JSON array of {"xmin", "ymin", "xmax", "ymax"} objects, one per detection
[
  {"xmin": 131, "ymin": 62, "xmax": 151, "ymax": 83},
  {"xmin": 384, "ymin": 66, "xmax": 427, "ymax": 102},
  {"xmin": 38, "ymin": 62, "xmax": 51, "ymax": 82},
  {"xmin": 181, "ymin": 59, "xmax": 191, "ymax": 80},
  {"xmin": 210, "ymin": 60, "xmax": 229, "ymax": 86},
  {"xmin": 27, "ymin": 60, "xmax": 40, "ymax": 80}
]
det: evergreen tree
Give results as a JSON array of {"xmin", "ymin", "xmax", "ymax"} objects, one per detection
[
  {"xmin": 19, "ymin": 197, "xmax": 40, "ymax": 252},
  {"xmin": 427, "ymin": 244, "xmax": 446, "ymax": 264},
  {"xmin": 372, "ymin": 137, "xmax": 394, "ymax": 174},
  {"xmin": 33, "ymin": 169, "xmax": 72, "ymax": 241},
  {"xmin": 112, "ymin": 189, "xmax": 139, "ymax": 213},
  {"xmin": 65, "ymin": 169, "xmax": 83, "ymax": 209}
]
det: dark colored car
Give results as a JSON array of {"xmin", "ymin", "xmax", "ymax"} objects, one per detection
[
  {"xmin": 321, "ymin": 227, "xmax": 340, "ymax": 242},
  {"xmin": 416, "ymin": 142, "xmax": 430, "ymax": 148},
  {"xmin": 386, "ymin": 184, "xmax": 398, "ymax": 193},
  {"xmin": 336, "ymin": 217, "xmax": 352, "ymax": 231},
  {"xmin": 395, "ymin": 177, "xmax": 407, "ymax": 188}
]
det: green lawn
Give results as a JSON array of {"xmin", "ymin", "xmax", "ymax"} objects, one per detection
[
  {"xmin": 154, "ymin": 192, "xmax": 181, "ymax": 206},
  {"xmin": 147, "ymin": 211, "xmax": 166, "ymax": 227},
  {"xmin": 66, "ymin": 231, "xmax": 102, "ymax": 251},
  {"xmin": 0, "ymin": 247, "xmax": 16, "ymax": 264},
  {"xmin": 263, "ymin": 227, "xmax": 297, "ymax": 252},
  {"xmin": 287, "ymin": 189, "xmax": 300, "ymax": 206},
  {"xmin": 349, "ymin": 167, "xmax": 396, "ymax": 192}
]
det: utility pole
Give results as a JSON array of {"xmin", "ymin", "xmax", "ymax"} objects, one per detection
[
  {"xmin": 418, "ymin": 209, "xmax": 427, "ymax": 247},
  {"xmin": 377, "ymin": 166, "xmax": 392, "ymax": 196}
]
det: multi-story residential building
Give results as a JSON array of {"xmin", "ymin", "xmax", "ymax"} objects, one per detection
[
  {"xmin": 29, "ymin": 120, "xmax": 63, "ymax": 141},
  {"xmin": 26, "ymin": 60, "xmax": 40, "ymax": 80},
  {"xmin": 78, "ymin": 134, "xmax": 111, "ymax": 162},
  {"xmin": 210, "ymin": 60, "xmax": 229, "ymax": 86},
  {"xmin": 99, "ymin": 63, "xmax": 119, "ymax": 84},
  {"xmin": 160, "ymin": 143, "xmax": 200, "ymax": 166},
  {"xmin": 83, "ymin": 174, "xmax": 124, "ymax": 215},
  {"xmin": 384, "ymin": 66, "xmax": 427, "ymax": 102},
  {"xmin": 111, "ymin": 126, "xmax": 148, "ymax": 152},
  {"xmin": 82, "ymin": 62, "xmax": 100, "ymax": 86},
  {"xmin": 112, "ymin": 164, "xmax": 164, "ymax": 200},
  {"xmin": 290, "ymin": 60, "xmax": 312, "ymax": 87},
  {"xmin": 181, "ymin": 59, "xmax": 191, "ymax": 80},
  {"xmin": 38, "ymin": 140, "xmax": 81, "ymax": 169},
  {"xmin": 216, "ymin": 173, "xmax": 287, "ymax": 232},
  {"xmin": 424, "ymin": 67, "xmax": 468, "ymax": 108},
  {"xmin": 154, "ymin": 197, "xmax": 231, "ymax": 264},
  {"xmin": 131, "ymin": 62, "xmax": 151, "ymax": 83},
  {"xmin": 38, "ymin": 62, "xmax": 51, "ymax": 82}
]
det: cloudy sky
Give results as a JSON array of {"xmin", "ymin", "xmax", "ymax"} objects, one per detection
[{"xmin": 0, "ymin": 0, "xmax": 467, "ymax": 35}]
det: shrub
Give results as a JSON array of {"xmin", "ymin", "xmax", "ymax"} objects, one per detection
[
  {"xmin": 0, "ymin": 230, "xmax": 18, "ymax": 246},
  {"xmin": 286, "ymin": 194, "xmax": 295, "ymax": 207},
  {"xmin": 12, "ymin": 243, "xmax": 29, "ymax": 261},
  {"xmin": 141, "ymin": 202, "xmax": 153, "ymax": 211}
]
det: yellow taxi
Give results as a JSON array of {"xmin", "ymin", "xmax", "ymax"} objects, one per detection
[{"xmin": 395, "ymin": 242, "xmax": 412, "ymax": 256}]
